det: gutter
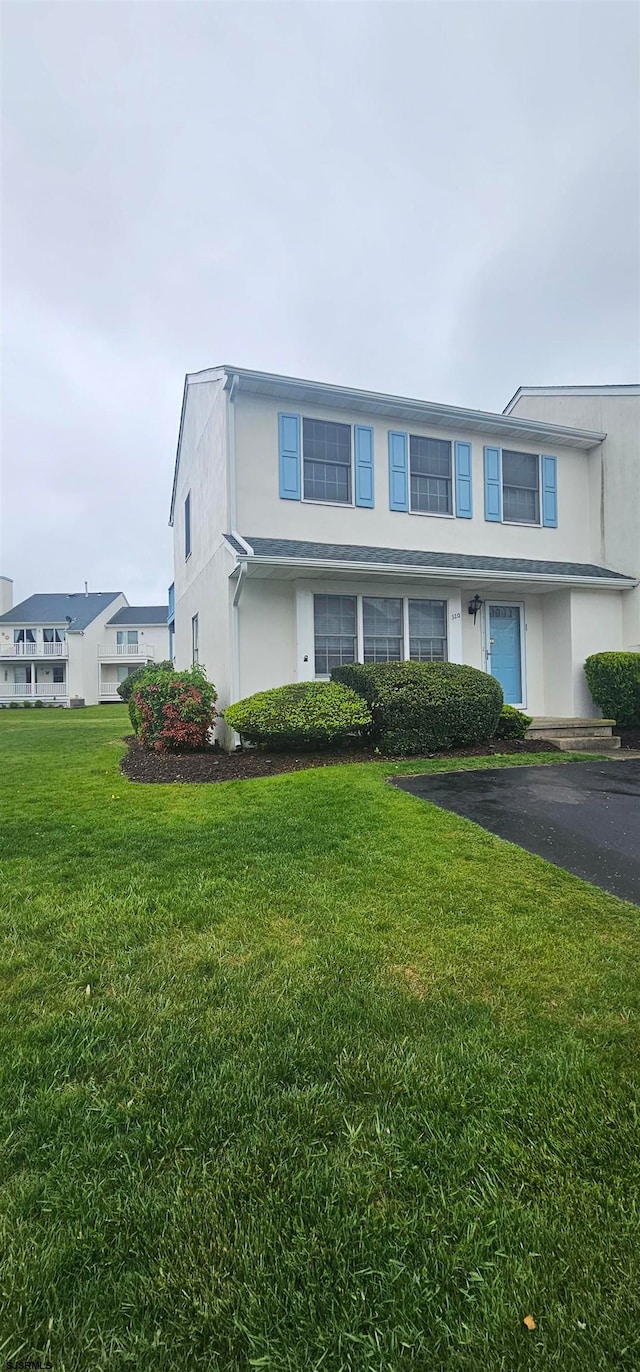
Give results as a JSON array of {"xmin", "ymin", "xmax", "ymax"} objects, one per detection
[{"xmin": 233, "ymin": 554, "xmax": 637, "ymax": 592}]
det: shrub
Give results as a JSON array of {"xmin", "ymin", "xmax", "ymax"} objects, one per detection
[
  {"xmin": 223, "ymin": 681, "xmax": 372, "ymax": 750},
  {"xmin": 331, "ymin": 661, "xmax": 503, "ymax": 755},
  {"xmin": 117, "ymin": 660, "xmax": 173, "ymax": 703},
  {"xmin": 129, "ymin": 665, "xmax": 217, "ymax": 751},
  {"xmin": 9, "ymin": 701, "xmax": 19, "ymax": 709},
  {"xmin": 22, "ymin": 699, "xmax": 32, "ymax": 709},
  {"xmin": 584, "ymin": 652, "xmax": 640, "ymax": 727},
  {"xmin": 34, "ymin": 699, "xmax": 45, "ymax": 709},
  {"xmin": 494, "ymin": 704, "xmax": 532, "ymax": 739}
]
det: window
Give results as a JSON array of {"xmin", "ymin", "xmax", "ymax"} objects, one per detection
[
  {"xmin": 313, "ymin": 594, "xmax": 448, "ymax": 675},
  {"xmin": 52, "ymin": 665, "xmax": 64, "ymax": 684},
  {"xmin": 43, "ymin": 628, "xmax": 64, "ymax": 643},
  {"xmin": 303, "ymin": 419, "xmax": 351, "ymax": 503},
  {"xmin": 117, "ymin": 630, "xmax": 138, "ymax": 648},
  {"xmin": 408, "ymin": 600, "xmax": 447, "ymax": 660},
  {"xmin": 116, "ymin": 666, "xmax": 131, "ymax": 684},
  {"xmin": 502, "ymin": 450, "xmax": 539, "ymax": 524},
  {"xmin": 409, "ymin": 436, "xmax": 452, "ymax": 515},
  {"xmin": 185, "ymin": 491, "xmax": 192, "ymax": 558},
  {"xmin": 313, "ymin": 595, "xmax": 356, "ymax": 676},
  {"xmin": 192, "ymin": 613, "xmax": 199, "ymax": 664},
  {"xmin": 363, "ymin": 597, "xmax": 403, "ymax": 662}
]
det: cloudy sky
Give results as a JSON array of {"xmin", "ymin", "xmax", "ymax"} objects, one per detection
[{"xmin": 2, "ymin": 0, "xmax": 639, "ymax": 604}]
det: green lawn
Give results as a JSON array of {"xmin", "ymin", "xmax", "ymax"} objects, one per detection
[{"xmin": 0, "ymin": 708, "xmax": 638, "ymax": 1372}]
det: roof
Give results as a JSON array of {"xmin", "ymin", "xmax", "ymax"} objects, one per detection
[
  {"xmin": 0, "ymin": 592, "xmax": 123, "ymax": 631},
  {"xmin": 169, "ymin": 365, "xmax": 607, "ymax": 523},
  {"xmin": 225, "ymin": 536, "xmax": 635, "ymax": 588},
  {"xmin": 107, "ymin": 605, "xmax": 168, "ymax": 626},
  {"xmin": 504, "ymin": 384, "xmax": 640, "ymax": 414}
]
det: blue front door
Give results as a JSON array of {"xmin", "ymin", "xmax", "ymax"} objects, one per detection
[{"xmin": 488, "ymin": 605, "xmax": 523, "ymax": 704}]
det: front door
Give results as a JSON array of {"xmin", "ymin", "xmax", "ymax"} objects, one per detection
[{"xmin": 487, "ymin": 604, "xmax": 524, "ymax": 705}]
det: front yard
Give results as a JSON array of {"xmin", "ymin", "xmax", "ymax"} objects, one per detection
[{"xmin": 0, "ymin": 708, "xmax": 638, "ymax": 1370}]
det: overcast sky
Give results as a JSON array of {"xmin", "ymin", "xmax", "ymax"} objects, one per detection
[{"xmin": 2, "ymin": 0, "xmax": 639, "ymax": 605}]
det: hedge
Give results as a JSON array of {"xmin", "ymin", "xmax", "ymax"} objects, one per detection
[
  {"xmin": 129, "ymin": 665, "xmax": 217, "ymax": 750},
  {"xmin": 584, "ymin": 652, "xmax": 640, "ymax": 727},
  {"xmin": 494, "ymin": 704, "xmax": 532, "ymax": 739},
  {"xmin": 331, "ymin": 660, "xmax": 503, "ymax": 755},
  {"xmin": 223, "ymin": 681, "xmax": 372, "ymax": 750},
  {"xmin": 117, "ymin": 660, "xmax": 174, "ymax": 703}
]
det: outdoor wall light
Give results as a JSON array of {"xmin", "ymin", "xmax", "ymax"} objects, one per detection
[{"xmin": 468, "ymin": 594, "xmax": 484, "ymax": 624}]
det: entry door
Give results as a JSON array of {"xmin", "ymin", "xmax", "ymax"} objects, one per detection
[{"xmin": 487, "ymin": 604, "xmax": 524, "ymax": 705}]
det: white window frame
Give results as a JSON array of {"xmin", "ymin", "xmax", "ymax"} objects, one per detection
[
  {"xmin": 301, "ymin": 417, "xmax": 354, "ymax": 509},
  {"xmin": 501, "ymin": 451, "xmax": 543, "ymax": 528},
  {"xmin": 483, "ymin": 600, "xmax": 527, "ymax": 709},
  {"xmin": 312, "ymin": 592, "xmax": 448, "ymax": 679},
  {"xmin": 408, "ymin": 434, "xmax": 455, "ymax": 521}
]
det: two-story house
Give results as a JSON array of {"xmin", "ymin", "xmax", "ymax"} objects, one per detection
[
  {"xmin": 0, "ymin": 589, "xmax": 170, "ymax": 705},
  {"xmin": 169, "ymin": 367, "xmax": 638, "ymax": 740}
]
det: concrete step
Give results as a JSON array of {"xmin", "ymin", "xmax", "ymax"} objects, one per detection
[
  {"xmin": 529, "ymin": 716, "xmax": 615, "ymax": 736},
  {"xmin": 552, "ymin": 735, "xmax": 621, "ymax": 752}
]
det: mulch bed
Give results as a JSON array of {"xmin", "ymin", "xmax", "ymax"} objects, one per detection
[
  {"xmin": 616, "ymin": 728, "xmax": 640, "ymax": 750},
  {"xmin": 121, "ymin": 735, "xmax": 559, "ymax": 785}
]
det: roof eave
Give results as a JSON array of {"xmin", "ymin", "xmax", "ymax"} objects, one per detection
[{"xmin": 232, "ymin": 553, "xmax": 636, "ymax": 591}]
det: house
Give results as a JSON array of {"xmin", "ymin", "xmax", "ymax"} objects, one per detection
[
  {"xmin": 169, "ymin": 367, "xmax": 639, "ymax": 741},
  {"xmin": 0, "ymin": 589, "xmax": 170, "ymax": 706}
]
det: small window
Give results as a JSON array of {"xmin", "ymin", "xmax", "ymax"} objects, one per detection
[
  {"xmin": 409, "ymin": 600, "xmax": 447, "ymax": 661},
  {"xmin": 52, "ymin": 665, "xmax": 64, "ymax": 684},
  {"xmin": 303, "ymin": 419, "xmax": 351, "ymax": 503},
  {"xmin": 116, "ymin": 630, "xmax": 138, "ymax": 647},
  {"xmin": 502, "ymin": 450, "xmax": 539, "ymax": 524},
  {"xmin": 363, "ymin": 597, "xmax": 403, "ymax": 663},
  {"xmin": 185, "ymin": 492, "xmax": 192, "ymax": 558},
  {"xmin": 410, "ymin": 437, "xmax": 452, "ymax": 515},
  {"xmin": 313, "ymin": 595, "xmax": 356, "ymax": 676},
  {"xmin": 192, "ymin": 613, "xmax": 199, "ymax": 664}
]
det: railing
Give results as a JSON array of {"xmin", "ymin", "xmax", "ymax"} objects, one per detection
[
  {"xmin": 98, "ymin": 643, "xmax": 155, "ymax": 658},
  {"xmin": 0, "ymin": 640, "xmax": 67, "ymax": 657},
  {"xmin": 0, "ymin": 682, "xmax": 68, "ymax": 698},
  {"xmin": 99, "ymin": 684, "xmax": 123, "ymax": 697}
]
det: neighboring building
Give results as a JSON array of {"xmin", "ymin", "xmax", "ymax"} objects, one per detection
[
  {"xmin": 0, "ymin": 589, "xmax": 169, "ymax": 706},
  {"xmin": 169, "ymin": 366, "xmax": 639, "ymax": 740}
]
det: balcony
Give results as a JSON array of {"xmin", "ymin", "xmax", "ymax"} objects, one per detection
[
  {"xmin": 0, "ymin": 682, "xmax": 68, "ymax": 699},
  {"xmin": 98, "ymin": 643, "xmax": 156, "ymax": 659},
  {"xmin": 0, "ymin": 640, "xmax": 67, "ymax": 658}
]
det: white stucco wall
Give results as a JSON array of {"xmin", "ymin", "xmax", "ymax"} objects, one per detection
[
  {"xmin": 234, "ymin": 393, "xmax": 595, "ymax": 565},
  {"xmin": 0, "ymin": 579, "xmax": 13, "ymax": 615},
  {"xmin": 508, "ymin": 391, "xmax": 640, "ymax": 649}
]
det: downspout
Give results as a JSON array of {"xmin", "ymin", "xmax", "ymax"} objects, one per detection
[
  {"xmin": 230, "ymin": 561, "xmax": 246, "ymax": 745},
  {"xmin": 228, "ymin": 372, "xmax": 239, "ymax": 535}
]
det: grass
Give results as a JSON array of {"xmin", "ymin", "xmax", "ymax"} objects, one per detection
[{"xmin": 0, "ymin": 707, "xmax": 638, "ymax": 1372}]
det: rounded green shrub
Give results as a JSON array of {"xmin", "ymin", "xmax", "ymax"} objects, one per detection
[
  {"xmin": 584, "ymin": 652, "xmax": 640, "ymax": 727},
  {"xmin": 117, "ymin": 660, "xmax": 173, "ymax": 703},
  {"xmin": 223, "ymin": 681, "xmax": 372, "ymax": 750},
  {"xmin": 22, "ymin": 699, "xmax": 32, "ymax": 709},
  {"xmin": 34, "ymin": 699, "xmax": 45, "ymax": 709},
  {"xmin": 494, "ymin": 704, "xmax": 532, "ymax": 739},
  {"xmin": 129, "ymin": 664, "xmax": 217, "ymax": 750},
  {"xmin": 331, "ymin": 661, "xmax": 503, "ymax": 755}
]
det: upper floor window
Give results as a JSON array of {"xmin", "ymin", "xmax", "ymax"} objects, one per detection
[
  {"xmin": 303, "ymin": 419, "xmax": 351, "ymax": 504},
  {"xmin": 409, "ymin": 437, "xmax": 452, "ymax": 515},
  {"xmin": 117, "ymin": 630, "xmax": 138, "ymax": 648},
  {"xmin": 192, "ymin": 613, "xmax": 199, "ymax": 664},
  {"xmin": 502, "ymin": 450, "xmax": 539, "ymax": 524},
  {"xmin": 43, "ymin": 629, "xmax": 64, "ymax": 644},
  {"xmin": 185, "ymin": 491, "xmax": 192, "ymax": 558}
]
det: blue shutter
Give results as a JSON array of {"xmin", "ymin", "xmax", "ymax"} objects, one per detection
[
  {"xmin": 455, "ymin": 441, "xmax": 473, "ymax": 518},
  {"xmin": 388, "ymin": 431, "xmax": 408, "ymax": 511},
  {"xmin": 541, "ymin": 455, "xmax": 558, "ymax": 527},
  {"xmin": 278, "ymin": 412, "xmax": 301, "ymax": 500},
  {"xmin": 354, "ymin": 425, "xmax": 374, "ymax": 507},
  {"xmin": 484, "ymin": 446, "xmax": 502, "ymax": 522}
]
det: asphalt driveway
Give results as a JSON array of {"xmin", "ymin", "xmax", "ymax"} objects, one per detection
[{"xmin": 393, "ymin": 759, "xmax": 640, "ymax": 905}]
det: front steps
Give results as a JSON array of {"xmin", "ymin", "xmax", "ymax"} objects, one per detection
[{"xmin": 528, "ymin": 717, "xmax": 620, "ymax": 752}]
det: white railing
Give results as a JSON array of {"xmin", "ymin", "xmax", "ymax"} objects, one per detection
[
  {"xmin": 98, "ymin": 643, "xmax": 155, "ymax": 658},
  {"xmin": 99, "ymin": 683, "xmax": 123, "ymax": 697},
  {"xmin": 0, "ymin": 640, "xmax": 67, "ymax": 657},
  {"xmin": 0, "ymin": 682, "xmax": 68, "ymax": 698}
]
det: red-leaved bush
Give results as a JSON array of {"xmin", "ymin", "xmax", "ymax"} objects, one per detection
[{"xmin": 129, "ymin": 665, "xmax": 217, "ymax": 751}]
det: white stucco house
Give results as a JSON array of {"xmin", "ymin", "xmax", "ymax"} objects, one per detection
[
  {"xmin": 0, "ymin": 586, "xmax": 170, "ymax": 706},
  {"xmin": 168, "ymin": 368, "xmax": 639, "ymax": 741}
]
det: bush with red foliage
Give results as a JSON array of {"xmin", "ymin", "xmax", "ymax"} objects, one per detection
[{"xmin": 129, "ymin": 665, "xmax": 217, "ymax": 751}]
